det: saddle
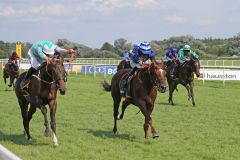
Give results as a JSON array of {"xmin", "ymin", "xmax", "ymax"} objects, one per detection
[
  {"xmin": 119, "ymin": 69, "xmax": 139, "ymax": 97},
  {"xmin": 119, "ymin": 71, "xmax": 130, "ymax": 97}
]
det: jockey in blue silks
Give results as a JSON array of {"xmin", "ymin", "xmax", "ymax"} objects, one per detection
[
  {"xmin": 122, "ymin": 42, "xmax": 155, "ymax": 97},
  {"xmin": 124, "ymin": 49, "xmax": 133, "ymax": 62},
  {"xmin": 165, "ymin": 47, "xmax": 179, "ymax": 77},
  {"xmin": 130, "ymin": 42, "xmax": 155, "ymax": 69}
]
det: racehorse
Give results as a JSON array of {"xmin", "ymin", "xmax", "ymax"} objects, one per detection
[
  {"xmin": 102, "ymin": 61, "xmax": 166, "ymax": 139},
  {"xmin": 117, "ymin": 60, "xmax": 132, "ymax": 71},
  {"xmin": 3, "ymin": 60, "xmax": 19, "ymax": 90},
  {"xmin": 15, "ymin": 55, "xmax": 67, "ymax": 146},
  {"xmin": 166, "ymin": 58, "xmax": 200, "ymax": 106}
]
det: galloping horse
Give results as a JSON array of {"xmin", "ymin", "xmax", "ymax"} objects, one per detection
[
  {"xmin": 3, "ymin": 60, "xmax": 19, "ymax": 90},
  {"xmin": 167, "ymin": 58, "xmax": 200, "ymax": 106},
  {"xmin": 102, "ymin": 61, "xmax": 166, "ymax": 139},
  {"xmin": 15, "ymin": 55, "xmax": 67, "ymax": 146},
  {"xmin": 117, "ymin": 60, "xmax": 132, "ymax": 71}
]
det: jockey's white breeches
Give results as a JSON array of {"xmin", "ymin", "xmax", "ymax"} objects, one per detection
[{"xmin": 28, "ymin": 50, "xmax": 46, "ymax": 69}]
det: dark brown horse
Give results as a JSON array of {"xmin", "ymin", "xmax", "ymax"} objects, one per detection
[
  {"xmin": 15, "ymin": 55, "xmax": 67, "ymax": 146},
  {"xmin": 3, "ymin": 60, "xmax": 19, "ymax": 90},
  {"xmin": 117, "ymin": 60, "xmax": 132, "ymax": 71},
  {"xmin": 102, "ymin": 61, "xmax": 166, "ymax": 139},
  {"xmin": 167, "ymin": 58, "xmax": 200, "ymax": 106}
]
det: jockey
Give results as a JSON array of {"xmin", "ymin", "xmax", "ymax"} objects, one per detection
[
  {"xmin": 7, "ymin": 51, "xmax": 20, "ymax": 71},
  {"xmin": 123, "ymin": 41, "xmax": 155, "ymax": 97},
  {"xmin": 130, "ymin": 42, "xmax": 155, "ymax": 69},
  {"xmin": 8, "ymin": 51, "xmax": 20, "ymax": 64},
  {"xmin": 178, "ymin": 44, "xmax": 199, "ymax": 64},
  {"xmin": 171, "ymin": 44, "xmax": 199, "ymax": 78},
  {"xmin": 166, "ymin": 47, "xmax": 178, "ymax": 63},
  {"xmin": 124, "ymin": 49, "xmax": 133, "ymax": 62},
  {"xmin": 165, "ymin": 48, "xmax": 179, "ymax": 77},
  {"xmin": 20, "ymin": 41, "xmax": 75, "ymax": 89}
]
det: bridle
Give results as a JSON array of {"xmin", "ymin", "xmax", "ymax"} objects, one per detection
[{"xmin": 148, "ymin": 63, "xmax": 165, "ymax": 91}]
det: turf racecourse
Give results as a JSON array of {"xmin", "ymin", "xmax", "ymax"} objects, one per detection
[{"xmin": 0, "ymin": 72, "xmax": 240, "ymax": 160}]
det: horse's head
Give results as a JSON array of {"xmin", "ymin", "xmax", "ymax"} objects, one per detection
[
  {"xmin": 50, "ymin": 55, "xmax": 67, "ymax": 95},
  {"xmin": 149, "ymin": 61, "xmax": 166, "ymax": 93},
  {"xmin": 189, "ymin": 58, "xmax": 200, "ymax": 77}
]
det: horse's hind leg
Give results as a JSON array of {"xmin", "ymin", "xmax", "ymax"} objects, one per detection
[
  {"xmin": 40, "ymin": 105, "xmax": 51, "ymax": 137},
  {"xmin": 19, "ymin": 100, "xmax": 31, "ymax": 140},
  {"xmin": 112, "ymin": 96, "xmax": 121, "ymax": 134},
  {"xmin": 117, "ymin": 100, "xmax": 130, "ymax": 120}
]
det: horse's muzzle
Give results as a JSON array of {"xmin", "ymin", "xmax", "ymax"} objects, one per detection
[
  {"xmin": 158, "ymin": 85, "xmax": 166, "ymax": 93},
  {"xmin": 59, "ymin": 89, "xmax": 66, "ymax": 95},
  {"xmin": 58, "ymin": 80, "xmax": 66, "ymax": 95}
]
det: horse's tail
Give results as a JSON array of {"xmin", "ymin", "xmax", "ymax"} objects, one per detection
[{"xmin": 102, "ymin": 80, "xmax": 111, "ymax": 92}]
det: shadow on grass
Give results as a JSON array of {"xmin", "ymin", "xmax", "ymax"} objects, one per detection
[
  {"xmin": 80, "ymin": 128, "xmax": 137, "ymax": 141},
  {"xmin": 0, "ymin": 131, "xmax": 48, "ymax": 146}
]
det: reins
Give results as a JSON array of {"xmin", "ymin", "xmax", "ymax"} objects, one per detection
[{"xmin": 32, "ymin": 75, "xmax": 55, "ymax": 85}]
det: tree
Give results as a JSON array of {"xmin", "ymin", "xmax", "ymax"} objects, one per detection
[
  {"xmin": 100, "ymin": 42, "xmax": 115, "ymax": 52},
  {"xmin": 114, "ymin": 38, "xmax": 131, "ymax": 57}
]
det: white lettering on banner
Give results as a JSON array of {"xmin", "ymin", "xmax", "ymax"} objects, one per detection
[{"xmin": 198, "ymin": 70, "xmax": 240, "ymax": 80}]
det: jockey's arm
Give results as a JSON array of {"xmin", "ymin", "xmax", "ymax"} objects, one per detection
[
  {"xmin": 178, "ymin": 50, "xmax": 187, "ymax": 62},
  {"xmin": 190, "ymin": 50, "xmax": 199, "ymax": 59},
  {"xmin": 55, "ymin": 47, "xmax": 75, "ymax": 55}
]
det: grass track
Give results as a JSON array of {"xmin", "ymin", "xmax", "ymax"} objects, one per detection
[{"xmin": 0, "ymin": 72, "xmax": 240, "ymax": 160}]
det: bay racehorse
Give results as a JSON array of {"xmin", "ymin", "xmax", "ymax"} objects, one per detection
[
  {"xmin": 167, "ymin": 58, "xmax": 200, "ymax": 106},
  {"xmin": 102, "ymin": 61, "xmax": 166, "ymax": 139},
  {"xmin": 3, "ymin": 60, "xmax": 19, "ymax": 90},
  {"xmin": 117, "ymin": 60, "xmax": 132, "ymax": 71},
  {"xmin": 15, "ymin": 55, "xmax": 67, "ymax": 146}
]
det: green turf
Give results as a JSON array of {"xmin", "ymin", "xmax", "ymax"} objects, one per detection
[{"xmin": 0, "ymin": 72, "xmax": 240, "ymax": 160}]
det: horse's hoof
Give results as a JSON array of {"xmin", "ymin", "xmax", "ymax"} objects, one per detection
[
  {"xmin": 53, "ymin": 142, "xmax": 59, "ymax": 147},
  {"xmin": 44, "ymin": 129, "xmax": 51, "ymax": 137},
  {"xmin": 152, "ymin": 133, "xmax": 159, "ymax": 139},
  {"xmin": 117, "ymin": 114, "xmax": 123, "ymax": 120}
]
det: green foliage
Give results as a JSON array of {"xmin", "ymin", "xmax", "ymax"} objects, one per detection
[
  {"xmin": 100, "ymin": 42, "xmax": 115, "ymax": 52},
  {"xmin": 0, "ymin": 72, "xmax": 240, "ymax": 160},
  {"xmin": 1, "ymin": 33, "xmax": 240, "ymax": 59},
  {"xmin": 114, "ymin": 38, "xmax": 131, "ymax": 57}
]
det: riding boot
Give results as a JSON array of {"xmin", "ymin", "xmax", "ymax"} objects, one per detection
[
  {"xmin": 20, "ymin": 67, "xmax": 36, "ymax": 90},
  {"xmin": 126, "ymin": 67, "xmax": 138, "ymax": 98}
]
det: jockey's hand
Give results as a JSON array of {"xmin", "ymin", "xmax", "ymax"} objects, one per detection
[
  {"xmin": 43, "ymin": 55, "xmax": 50, "ymax": 64},
  {"xmin": 142, "ymin": 64, "xmax": 148, "ymax": 68},
  {"xmin": 186, "ymin": 58, "xmax": 191, "ymax": 61},
  {"xmin": 68, "ymin": 49, "xmax": 75, "ymax": 54}
]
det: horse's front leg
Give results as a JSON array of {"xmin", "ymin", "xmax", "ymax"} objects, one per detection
[
  {"xmin": 168, "ymin": 81, "xmax": 177, "ymax": 105},
  {"xmin": 138, "ymin": 100, "xmax": 150, "ymax": 139},
  {"xmin": 189, "ymin": 83, "xmax": 195, "ymax": 106},
  {"xmin": 147, "ymin": 104, "xmax": 159, "ymax": 139},
  {"xmin": 49, "ymin": 100, "xmax": 58, "ymax": 146},
  {"xmin": 40, "ymin": 105, "xmax": 51, "ymax": 137},
  {"xmin": 8, "ymin": 76, "xmax": 13, "ymax": 87}
]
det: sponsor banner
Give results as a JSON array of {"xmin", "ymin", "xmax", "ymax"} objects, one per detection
[
  {"xmin": 64, "ymin": 64, "xmax": 72, "ymax": 71},
  {"xmin": 81, "ymin": 65, "xmax": 117, "ymax": 75},
  {"xmin": 198, "ymin": 70, "xmax": 240, "ymax": 80}
]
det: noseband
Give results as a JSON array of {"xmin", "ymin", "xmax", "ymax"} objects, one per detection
[{"xmin": 148, "ymin": 65, "xmax": 165, "ymax": 90}]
